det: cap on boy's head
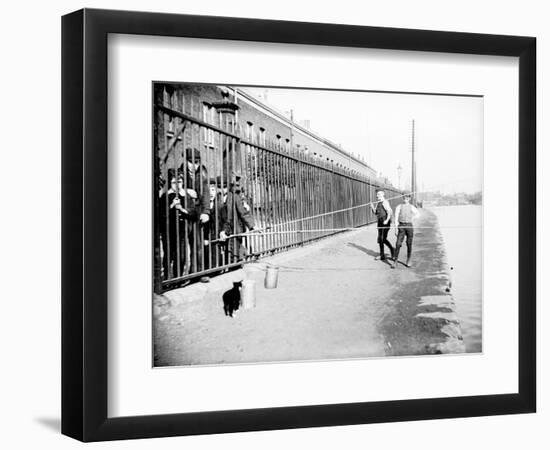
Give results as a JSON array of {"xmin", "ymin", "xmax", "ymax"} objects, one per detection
[
  {"xmin": 185, "ymin": 147, "xmax": 201, "ymax": 161},
  {"xmin": 229, "ymin": 172, "xmax": 243, "ymax": 192},
  {"xmin": 167, "ymin": 168, "xmax": 177, "ymax": 180},
  {"xmin": 231, "ymin": 171, "xmax": 243, "ymax": 183},
  {"xmin": 167, "ymin": 169, "xmax": 183, "ymax": 182}
]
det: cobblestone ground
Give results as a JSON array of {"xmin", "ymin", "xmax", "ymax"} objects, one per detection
[{"xmin": 154, "ymin": 209, "xmax": 463, "ymax": 367}]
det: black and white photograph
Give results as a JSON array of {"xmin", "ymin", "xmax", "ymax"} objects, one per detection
[
  {"xmin": 152, "ymin": 83, "xmax": 483, "ymax": 367},
  {"xmin": 1, "ymin": 0, "xmax": 542, "ymax": 447}
]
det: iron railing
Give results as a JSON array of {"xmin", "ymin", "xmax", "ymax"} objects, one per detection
[{"xmin": 154, "ymin": 88, "xmax": 403, "ymax": 291}]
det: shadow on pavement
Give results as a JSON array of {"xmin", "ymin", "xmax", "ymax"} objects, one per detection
[{"xmin": 346, "ymin": 242, "xmax": 379, "ymax": 258}]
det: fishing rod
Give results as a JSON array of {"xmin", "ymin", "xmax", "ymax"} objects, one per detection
[
  {"xmin": 206, "ymin": 169, "xmax": 481, "ymax": 240},
  {"xmin": 258, "ymin": 189, "xmax": 415, "ymax": 231},
  {"xmin": 209, "ymin": 178, "xmax": 480, "ymax": 243},
  {"xmin": 251, "ymin": 179, "xmax": 476, "ymax": 232},
  {"xmin": 208, "ymin": 224, "xmax": 480, "ymax": 244},
  {"xmin": 245, "ymin": 262, "xmax": 385, "ymax": 273}
]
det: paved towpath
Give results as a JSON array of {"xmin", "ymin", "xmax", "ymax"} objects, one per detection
[{"xmin": 154, "ymin": 209, "xmax": 464, "ymax": 367}]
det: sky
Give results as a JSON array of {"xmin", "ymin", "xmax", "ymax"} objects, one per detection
[{"xmin": 243, "ymin": 86, "xmax": 483, "ymax": 195}]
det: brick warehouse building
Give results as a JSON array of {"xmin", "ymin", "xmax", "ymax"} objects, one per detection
[{"xmin": 155, "ymin": 83, "xmax": 385, "ymax": 180}]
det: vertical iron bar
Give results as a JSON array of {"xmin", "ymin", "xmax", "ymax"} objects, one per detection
[
  {"xmin": 219, "ymin": 114, "xmax": 226, "ymax": 266},
  {"xmin": 199, "ymin": 118, "xmax": 206, "ymax": 273},
  {"xmin": 175, "ymin": 114, "xmax": 182, "ymax": 279},
  {"xmin": 163, "ymin": 106, "xmax": 171, "ymax": 281},
  {"xmin": 213, "ymin": 128, "xmax": 220, "ymax": 269}
]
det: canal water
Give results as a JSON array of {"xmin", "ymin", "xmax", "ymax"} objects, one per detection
[{"xmin": 429, "ymin": 205, "xmax": 483, "ymax": 353}]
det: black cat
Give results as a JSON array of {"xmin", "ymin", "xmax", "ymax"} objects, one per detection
[{"xmin": 223, "ymin": 281, "xmax": 242, "ymax": 317}]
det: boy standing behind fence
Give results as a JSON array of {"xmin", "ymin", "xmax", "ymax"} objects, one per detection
[
  {"xmin": 159, "ymin": 147, "xmax": 211, "ymax": 280},
  {"xmin": 219, "ymin": 173, "xmax": 257, "ymax": 261}
]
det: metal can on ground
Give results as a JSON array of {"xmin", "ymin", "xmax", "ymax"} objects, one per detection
[{"xmin": 264, "ymin": 265, "xmax": 279, "ymax": 289}]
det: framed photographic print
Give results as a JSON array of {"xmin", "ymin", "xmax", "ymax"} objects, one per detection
[{"xmin": 61, "ymin": 8, "xmax": 536, "ymax": 442}]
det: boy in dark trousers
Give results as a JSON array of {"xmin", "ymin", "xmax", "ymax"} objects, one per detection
[
  {"xmin": 391, "ymin": 193, "xmax": 420, "ymax": 268},
  {"xmin": 370, "ymin": 189, "xmax": 394, "ymax": 261}
]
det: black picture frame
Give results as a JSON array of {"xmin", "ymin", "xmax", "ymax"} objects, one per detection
[{"xmin": 61, "ymin": 8, "xmax": 536, "ymax": 442}]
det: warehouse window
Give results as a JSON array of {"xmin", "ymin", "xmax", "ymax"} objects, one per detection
[{"xmin": 246, "ymin": 121, "xmax": 254, "ymax": 142}]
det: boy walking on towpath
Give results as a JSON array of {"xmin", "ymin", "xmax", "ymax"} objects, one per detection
[{"xmin": 391, "ymin": 193, "xmax": 420, "ymax": 269}]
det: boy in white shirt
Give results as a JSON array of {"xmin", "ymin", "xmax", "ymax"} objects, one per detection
[{"xmin": 391, "ymin": 193, "xmax": 420, "ymax": 268}]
